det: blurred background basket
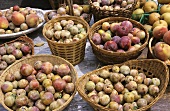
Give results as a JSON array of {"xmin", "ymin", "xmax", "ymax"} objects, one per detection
[
  {"xmin": 0, "ymin": 54, "xmax": 78, "ymax": 111},
  {"xmin": 88, "ymin": 17, "xmax": 149, "ymax": 64},
  {"xmin": 0, "ymin": 36, "xmax": 34, "ymax": 55},
  {"xmin": 43, "ymin": 16, "xmax": 90, "ymax": 65},
  {"xmin": 46, "ymin": 0, "xmax": 92, "ymax": 23},
  {"xmin": 76, "ymin": 59, "xmax": 169, "ymax": 111},
  {"xmin": 88, "ymin": 0, "xmax": 137, "ymax": 22}
]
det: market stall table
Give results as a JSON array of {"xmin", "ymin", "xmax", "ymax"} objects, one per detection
[{"xmin": 0, "ymin": 13, "xmax": 170, "ymax": 111}]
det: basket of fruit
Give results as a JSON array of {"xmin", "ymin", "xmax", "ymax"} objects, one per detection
[
  {"xmin": 43, "ymin": 16, "xmax": 90, "ymax": 65},
  {"xmin": 45, "ymin": 1, "xmax": 92, "ymax": 23},
  {"xmin": 148, "ymin": 30, "xmax": 170, "ymax": 64},
  {"xmin": 89, "ymin": 0, "xmax": 137, "ymax": 21},
  {"xmin": 89, "ymin": 17, "xmax": 149, "ymax": 64},
  {"xmin": 0, "ymin": 54, "xmax": 78, "ymax": 111},
  {"xmin": 0, "ymin": 5, "xmax": 45, "ymax": 39},
  {"xmin": 0, "ymin": 36, "xmax": 34, "ymax": 75},
  {"xmin": 76, "ymin": 59, "xmax": 169, "ymax": 111}
]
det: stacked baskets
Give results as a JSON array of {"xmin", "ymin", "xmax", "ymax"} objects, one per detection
[
  {"xmin": 76, "ymin": 59, "xmax": 169, "ymax": 111},
  {"xmin": 89, "ymin": 17, "xmax": 149, "ymax": 64},
  {"xmin": 43, "ymin": 16, "xmax": 90, "ymax": 65}
]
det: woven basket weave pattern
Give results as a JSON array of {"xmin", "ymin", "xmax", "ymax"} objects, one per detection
[
  {"xmin": 43, "ymin": 16, "xmax": 90, "ymax": 65},
  {"xmin": 76, "ymin": 59, "xmax": 169, "ymax": 111}
]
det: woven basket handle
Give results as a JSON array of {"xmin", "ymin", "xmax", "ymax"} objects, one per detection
[{"xmin": 67, "ymin": 0, "xmax": 74, "ymax": 16}]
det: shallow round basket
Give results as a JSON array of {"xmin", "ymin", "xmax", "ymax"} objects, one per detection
[
  {"xmin": 76, "ymin": 59, "xmax": 169, "ymax": 111},
  {"xmin": 0, "ymin": 54, "xmax": 78, "ymax": 111},
  {"xmin": 43, "ymin": 16, "xmax": 90, "ymax": 65},
  {"xmin": 89, "ymin": 17, "xmax": 149, "ymax": 64},
  {"xmin": 88, "ymin": 0, "xmax": 137, "ymax": 22}
]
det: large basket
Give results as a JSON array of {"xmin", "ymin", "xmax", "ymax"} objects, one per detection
[
  {"xmin": 76, "ymin": 59, "xmax": 169, "ymax": 111},
  {"xmin": 43, "ymin": 16, "xmax": 90, "ymax": 65},
  {"xmin": 0, "ymin": 54, "xmax": 78, "ymax": 111},
  {"xmin": 88, "ymin": 17, "xmax": 149, "ymax": 64},
  {"xmin": 89, "ymin": 0, "xmax": 137, "ymax": 22}
]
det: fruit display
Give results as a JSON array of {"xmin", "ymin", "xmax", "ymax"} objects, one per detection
[
  {"xmin": 0, "ymin": 36, "xmax": 34, "ymax": 75},
  {"xmin": 0, "ymin": 55, "xmax": 77, "ymax": 111},
  {"xmin": 76, "ymin": 59, "xmax": 169, "ymax": 111},
  {"xmin": 45, "ymin": 4, "xmax": 91, "ymax": 22},
  {"xmin": 91, "ymin": 0, "xmax": 136, "ymax": 10},
  {"xmin": 132, "ymin": 0, "xmax": 158, "ymax": 21},
  {"xmin": 0, "ymin": 5, "xmax": 44, "ymax": 36},
  {"xmin": 91, "ymin": 20, "xmax": 146, "ymax": 52},
  {"xmin": 44, "ymin": 17, "xmax": 87, "ymax": 43}
]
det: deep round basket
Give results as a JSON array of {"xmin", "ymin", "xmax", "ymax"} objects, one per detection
[{"xmin": 43, "ymin": 16, "xmax": 90, "ymax": 65}]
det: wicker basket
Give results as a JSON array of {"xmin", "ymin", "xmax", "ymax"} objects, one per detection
[
  {"xmin": 76, "ymin": 59, "xmax": 169, "ymax": 111},
  {"xmin": 0, "ymin": 54, "xmax": 78, "ymax": 111},
  {"xmin": 88, "ymin": 17, "xmax": 149, "ymax": 64},
  {"xmin": 43, "ymin": 16, "xmax": 90, "ymax": 65},
  {"xmin": 44, "ymin": 8, "xmax": 92, "ymax": 23},
  {"xmin": 89, "ymin": 0, "xmax": 137, "ymax": 22},
  {"xmin": 0, "ymin": 36, "xmax": 34, "ymax": 55}
]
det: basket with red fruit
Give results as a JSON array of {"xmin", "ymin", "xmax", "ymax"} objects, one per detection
[{"xmin": 89, "ymin": 17, "xmax": 149, "ymax": 64}]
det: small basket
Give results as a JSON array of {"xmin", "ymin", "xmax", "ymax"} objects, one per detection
[
  {"xmin": 89, "ymin": 0, "xmax": 137, "ymax": 22},
  {"xmin": 88, "ymin": 17, "xmax": 149, "ymax": 64},
  {"xmin": 0, "ymin": 54, "xmax": 78, "ymax": 111},
  {"xmin": 43, "ymin": 16, "xmax": 90, "ymax": 65},
  {"xmin": 76, "ymin": 59, "xmax": 169, "ymax": 111},
  {"xmin": 0, "ymin": 36, "xmax": 34, "ymax": 55}
]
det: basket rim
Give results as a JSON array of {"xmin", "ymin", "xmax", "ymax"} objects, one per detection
[
  {"xmin": 76, "ymin": 59, "xmax": 169, "ymax": 111},
  {"xmin": 88, "ymin": 17, "xmax": 149, "ymax": 55},
  {"xmin": 43, "ymin": 16, "xmax": 90, "ymax": 45},
  {"xmin": 0, "ymin": 54, "xmax": 78, "ymax": 111}
]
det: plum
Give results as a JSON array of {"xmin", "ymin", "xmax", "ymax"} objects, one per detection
[
  {"xmin": 109, "ymin": 101, "xmax": 119, "ymax": 110},
  {"xmin": 29, "ymin": 79, "xmax": 40, "ymax": 90},
  {"xmin": 13, "ymin": 71, "xmax": 22, "ymax": 80},
  {"xmin": 125, "ymin": 76, "xmax": 134, "ymax": 83},
  {"xmin": 137, "ymin": 98, "xmax": 148, "ymax": 108},
  {"xmin": 12, "ymin": 49, "xmax": 23, "ymax": 59},
  {"xmin": 95, "ymin": 82, "xmax": 104, "ymax": 91},
  {"xmin": 17, "ymin": 89, "xmax": 26, "ymax": 96},
  {"xmin": 112, "ymin": 36, "xmax": 121, "ymax": 44},
  {"xmin": 85, "ymin": 81, "xmax": 95, "ymax": 92},
  {"xmin": 41, "ymin": 62, "xmax": 53, "ymax": 74},
  {"xmin": 120, "ymin": 65, "xmax": 130, "ymax": 75},
  {"xmin": 92, "ymin": 33, "xmax": 102, "ymax": 45},
  {"xmin": 34, "ymin": 61, "xmax": 42, "ymax": 70},
  {"xmin": 123, "ymin": 92, "xmax": 135, "ymax": 103},
  {"xmin": 104, "ymin": 41, "xmax": 118, "ymax": 51},
  {"xmin": 4, "ymin": 95, "xmax": 15, "ymax": 107},
  {"xmin": 114, "ymin": 82, "xmax": 124, "ymax": 93},
  {"xmin": 130, "ymin": 69, "xmax": 138, "ymax": 77},
  {"xmin": 5, "ymin": 73, "xmax": 15, "ymax": 81},
  {"xmin": 21, "ymin": 44, "xmax": 31, "ymax": 55},
  {"xmin": 43, "ymin": 79, "xmax": 52, "ymax": 88},
  {"xmin": 103, "ymin": 83, "xmax": 113, "ymax": 94},
  {"xmin": 57, "ymin": 64, "xmax": 70, "ymax": 76},
  {"xmin": 152, "ymin": 78, "xmax": 160, "ymax": 86},
  {"xmin": 89, "ymin": 95, "xmax": 100, "ymax": 103},
  {"xmin": 119, "ymin": 36, "xmax": 132, "ymax": 50},
  {"xmin": 112, "ymin": 65, "xmax": 120, "ymax": 73},
  {"xmin": 20, "ymin": 64, "xmax": 33, "ymax": 76},
  {"xmin": 45, "ymin": 86, "xmax": 55, "ymax": 94},
  {"xmin": 1, "ymin": 81, "xmax": 13, "ymax": 92},
  {"xmin": 134, "ymin": 75, "xmax": 143, "ymax": 84},
  {"xmin": 49, "ymin": 101, "xmax": 60, "ymax": 110},
  {"xmin": 36, "ymin": 72, "xmax": 47, "ymax": 82},
  {"xmin": 0, "ymin": 46, "xmax": 6, "ymax": 55},
  {"xmin": 28, "ymin": 90, "xmax": 40, "ymax": 101},
  {"xmin": 18, "ymin": 79, "xmax": 28, "ymax": 88},
  {"xmin": 110, "ymin": 72, "xmax": 120, "ymax": 83},
  {"xmin": 144, "ymin": 78, "xmax": 152, "ymax": 86},
  {"xmin": 62, "ymin": 93, "xmax": 71, "ymax": 101},
  {"xmin": 89, "ymin": 74, "xmax": 100, "ymax": 84},
  {"xmin": 35, "ymin": 100, "xmax": 46, "ymax": 110},
  {"xmin": 149, "ymin": 85, "xmax": 159, "ymax": 96},
  {"xmin": 99, "ymin": 69, "xmax": 110, "ymax": 79},
  {"xmin": 101, "ymin": 32, "xmax": 112, "ymax": 42},
  {"xmin": 123, "ymin": 103, "xmax": 133, "ymax": 111},
  {"xmin": 15, "ymin": 96, "xmax": 29, "ymax": 107},
  {"xmin": 131, "ymin": 90, "xmax": 141, "ymax": 100},
  {"xmin": 6, "ymin": 45, "xmax": 16, "ymax": 54},
  {"xmin": 53, "ymin": 79, "xmax": 66, "ymax": 91},
  {"xmin": 125, "ymin": 81, "xmax": 137, "ymax": 91},
  {"xmin": 99, "ymin": 94, "xmax": 110, "ymax": 106},
  {"xmin": 65, "ymin": 83, "xmax": 75, "ymax": 94},
  {"xmin": 137, "ymin": 84, "xmax": 148, "ymax": 95},
  {"xmin": 110, "ymin": 94, "xmax": 121, "ymax": 104},
  {"xmin": 41, "ymin": 92, "xmax": 54, "ymax": 105}
]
